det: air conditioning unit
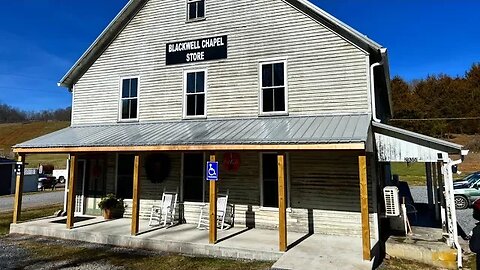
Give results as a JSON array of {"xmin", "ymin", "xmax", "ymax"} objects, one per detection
[{"xmin": 383, "ymin": 186, "xmax": 400, "ymax": 217}]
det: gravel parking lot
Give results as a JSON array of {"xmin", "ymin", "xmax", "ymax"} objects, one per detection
[{"xmin": 410, "ymin": 186, "xmax": 476, "ymax": 236}]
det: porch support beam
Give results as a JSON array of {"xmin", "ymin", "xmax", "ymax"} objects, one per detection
[
  {"xmin": 131, "ymin": 154, "xmax": 140, "ymax": 236},
  {"xmin": 278, "ymin": 153, "xmax": 287, "ymax": 252},
  {"xmin": 12, "ymin": 154, "xmax": 25, "ymax": 224},
  {"xmin": 66, "ymin": 154, "xmax": 77, "ymax": 229},
  {"xmin": 358, "ymin": 154, "xmax": 371, "ymax": 261},
  {"xmin": 13, "ymin": 142, "xmax": 365, "ymax": 154},
  {"xmin": 209, "ymin": 154, "xmax": 217, "ymax": 244}
]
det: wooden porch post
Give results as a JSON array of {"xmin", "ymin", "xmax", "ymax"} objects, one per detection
[
  {"xmin": 66, "ymin": 154, "xmax": 77, "ymax": 229},
  {"xmin": 131, "ymin": 154, "xmax": 140, "ymax": 236},
  {"xmin": 12, "ymin": 154, "xmax": 25, "ymax": 224},
  {"xmin": 278, "ymin": 154, "xmax": 287, "ymax": 252},
  {"xmin": 209, "ymin": 154, "xmax": 217, "ymax": 244},
  {"xmin": 358, "ymin": 154, "xmax": 371, "ymax": 260}
]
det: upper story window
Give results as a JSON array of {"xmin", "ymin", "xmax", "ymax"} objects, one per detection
[
  {"xmin": 184, "ymin": 70, "xmax": 207, "ymax": 118},
  {"xmin": 260, "ymin": 61, "xmax": 288, "ymax": 115},
  {"xmin": 187, "ymin": 0, "xmax": 205, "ymax": 21},
  {"xmin": 120, "ymin": 77, "xmax": 139, "ymax": 121}
]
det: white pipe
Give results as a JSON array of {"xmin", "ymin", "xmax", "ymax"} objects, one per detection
[
  {"xmin": 444, "ymin": 157, "xmax": 463, "ymax": 269},
  {"xmin": 370, "ymin": 48, "xmax": 387, "ymax": 122}
]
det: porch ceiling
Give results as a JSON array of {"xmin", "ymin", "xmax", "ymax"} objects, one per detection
[{"xmin": 13, "ymin": 114, "xmax": 370, "ymax": 153}]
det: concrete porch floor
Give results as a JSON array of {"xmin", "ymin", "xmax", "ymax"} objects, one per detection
[{"xmin": 10, "ymin": 216, "xmax": 373, "ymax": 270}]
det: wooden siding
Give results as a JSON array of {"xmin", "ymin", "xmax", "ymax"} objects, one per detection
[
  {"xmin": 114, "ymin": 151, "xmax": 377, "ymax": 238},
  {"xmin": 72, "ymin": 0, "xmax": 369, "ymax": 125}
]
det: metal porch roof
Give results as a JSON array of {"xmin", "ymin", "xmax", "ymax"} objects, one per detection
[
  {"xmin": 14, "ymin": 114, "xmax": 370, "ymax": 150},
  {"xmin": 372, "ymin": 121, "xmax": 465, "ymax": 155}
]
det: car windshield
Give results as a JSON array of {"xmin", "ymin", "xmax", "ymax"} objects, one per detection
[{"xmin": 467, "ymin": 173, "xmax": 480, "ymax": 185}]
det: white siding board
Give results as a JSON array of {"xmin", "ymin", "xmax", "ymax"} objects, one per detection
[{"xmin": 72, "ymin": 0, "xmax": 369, "ymax": 125}]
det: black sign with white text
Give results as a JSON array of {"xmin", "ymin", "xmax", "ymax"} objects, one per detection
[{"xmin": 166, "ymin": 35, "xmax": 227, "ymax": 65}]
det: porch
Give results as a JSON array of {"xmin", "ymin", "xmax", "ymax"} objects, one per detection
[{"xmin": 9, "ymin": 215, "xmax": 373, "ymax": 269}]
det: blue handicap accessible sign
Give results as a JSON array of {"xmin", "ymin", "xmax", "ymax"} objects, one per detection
[{"xmin": 206, "ymin": 161, "xmax": 219, "ymax": 181}]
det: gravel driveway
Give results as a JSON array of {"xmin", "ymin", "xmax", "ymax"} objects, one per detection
[
  {"xmin": 0, "ymin": 190, "xmax": 64, "ymax": 213},
  {"xmin": 410, "ymin": 186, "xmax": 476, "ymax": 235}
]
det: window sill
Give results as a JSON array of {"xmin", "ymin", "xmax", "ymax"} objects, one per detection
[
  {"xmin": 118, "ymin": 119, "xmax": 139, "ymax": 123},
  {"xmin": 259, "ymin": 112, "xmax": 289, "ymax": 117},
  {"xmin": 183, "ymin": 116, "xmax": 207, "ymax": 120},
  {"xmin": 259, "ymin": 206, "xmax": 292, "ymax": 213},
  {"xmin": 185, "ymin": 17, "xmax": 206, "ymax": 23}
]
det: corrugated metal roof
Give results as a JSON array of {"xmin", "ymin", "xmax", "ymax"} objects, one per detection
[
  {"xmin": 372, "ymin": 121, "xmax": 464, "ymax": 154},
  {"xmin": 15, "ymin": 114, "xmax": 370, "ymax": 149}
]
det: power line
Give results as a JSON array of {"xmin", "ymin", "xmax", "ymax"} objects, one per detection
[{"xmin": 391, "ymin": 117, "xmax": 480, "ymax": 121}]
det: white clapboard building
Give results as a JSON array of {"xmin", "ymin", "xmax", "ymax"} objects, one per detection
[{"xmin": 11, "ymin": 0, "xmax": 467, "ymax": 268}]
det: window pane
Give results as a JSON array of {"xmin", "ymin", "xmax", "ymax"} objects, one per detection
[
  {"xmin": 263, "ymin": 89, "xmax": 274, "ymax": 112},
  {"xmin": 263, "ymin": 181, "xmax": 278, "ymax": 207},
  {"xmin": 187, "ymin": 73, "xmax": 196, "ymax": 93},
  {"xmin": 183, "ymin": 153, "xmax": 204, "ymax": 202},
  {"xmin": 196, "ymin": 72, "xmax": 204, "ymax": 93},
  {"xmin": 130, "ymin": 78, "xmax": 138, "ymax": 97},
  {"xmin": 186, "ymin": 95, "xmax": 196, "ymax": 116},
  {"xmin": 121, "ymin": 100, "xmax": 129, "ymax": 119},
  {"xmin": 273, "ymin": 63, "xmax": 284, "ymax": 86},
  {"xmin": 130, "ymin": 99, "xmax": 138, "ymax": 119},
  {"xmin": 197, "ymin": 0, "xmax": 205, "ymax": 18},
  {"xmin": 117, "ymin": 154, "xmax": 134, "ymax": 199},
  {"xmin": 196, "ymin": 94, "xmax": 205, "ymax": 115},
  {"xmin": 122, "ymin": 79, "xmax": 130, "ymax": 98},
  {"xmin": 274, "ymin": 88, "xmax": 285, "ymax": 112},
  {"xmin": 262, "ymin": 64, "xmax": 272, "ymax": 87},
  {"xmin": 188, "ymin": 2, "xmax": 197, "ymax": 20},
  {"xmin": 262, "ymin": 154, "xmax": 278, "ymax": 208},
  {"xmin": 263, "ymin": 154, "xmax": 278, "ymax": 180}
]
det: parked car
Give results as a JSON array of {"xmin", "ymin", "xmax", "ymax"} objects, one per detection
[
  {"xmin": 38, "ymin": 175, "xmax": 57, "ymax": 191},
  {"xmin": 453, "ymin": 172, "xmax": 480, "ymax": 209}
]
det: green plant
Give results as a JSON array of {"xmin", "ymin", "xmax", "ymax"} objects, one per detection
[{"xmin": 98, "ymin": 194, "xmax": 125, "ymax": 211}]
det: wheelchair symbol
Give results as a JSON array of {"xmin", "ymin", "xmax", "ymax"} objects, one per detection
[
  {"xmin": 206, "ymin": 162, "xmax": 219, "ymax": 181},
  {"xmin": 208, "ymin": 164, "xmax": 217, "ymax": 176}
]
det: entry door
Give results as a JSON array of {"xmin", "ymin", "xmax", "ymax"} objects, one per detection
[
  {"xmin": 84, "ymin": 158, "xmax": 107, "ymax": 216},
  {"xmin": 183, "ymin": 153, "xmax": 205, "ymax": 202},
  {"xmin": 74, "ymin": 160, "xmax": 87, "ymax": 215}
]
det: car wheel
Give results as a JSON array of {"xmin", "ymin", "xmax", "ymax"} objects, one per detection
[{"xmin": 455, "ymin": 195, "xmax": 469, "ymax": 210}]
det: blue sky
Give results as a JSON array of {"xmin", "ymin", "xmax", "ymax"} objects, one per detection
[{"xmin": 0, "ymin": 0, "xmax": 479, "ymax": 111}]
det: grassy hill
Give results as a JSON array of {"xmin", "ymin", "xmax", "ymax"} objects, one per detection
[{"xmin": 0, "ymin": 121, "xmax": 70, "ymax": 169}]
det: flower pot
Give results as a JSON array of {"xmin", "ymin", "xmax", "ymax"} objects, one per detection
[{"xmin": 103, "ymin": 209, "xmax": 113, "ymax": 220}]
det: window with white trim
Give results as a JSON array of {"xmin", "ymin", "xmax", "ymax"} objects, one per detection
[
  {"xmin": 120, "ymin": 78, "xmax": 138, "ymax": 120},
  {"xmin": 187, "ymin": 0, "xmax": 205, "ymax": 21},
  {"xmin": 260, "ymin": 153, "xmax": 289, "ymax": 208},
  {"xmin": 260, "ymin": 61, "xmax": 287, "ymax": 114},
  {"xmin": 184, "ymin": 70, "xmax": 206, "ymax": 118}
]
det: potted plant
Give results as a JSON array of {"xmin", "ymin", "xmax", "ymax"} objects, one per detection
[{"xmin": 98, "ymin": 194, "xmax": 125, "ymax": 220}]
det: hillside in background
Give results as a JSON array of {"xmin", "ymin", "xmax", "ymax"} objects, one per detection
[{"xmin": 0, "ymin": 121, "xmax": 70, "ymax": 169}]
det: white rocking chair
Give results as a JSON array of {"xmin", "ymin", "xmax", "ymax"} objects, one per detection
[
  {"xmin": 197, "ymin": 190, "xmax": 232, "ymax": 230},
  {"xmin": 149, "ymin": 188, "xmax": 178, "ymax": 227}
]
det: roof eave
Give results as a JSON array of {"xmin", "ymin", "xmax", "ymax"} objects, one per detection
[{"xmin": 372, "ymin": 121, "xmax": 465, "ymax": 155}]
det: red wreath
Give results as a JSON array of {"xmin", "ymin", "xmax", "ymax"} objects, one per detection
[{"xmin": 223, "ymin": 152, "xmax": 241, "ymax": 172}]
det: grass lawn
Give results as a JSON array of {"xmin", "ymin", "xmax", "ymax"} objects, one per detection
[
  {"xmin": 26, "ymin": 153, "xmax": 69, "ymax": 169},
  {"xmin": 390, "ymin": 162, "xmax": 426, "ymax": 186},
  {"xmin": 0, "ymin": 204, "xmax": 63, "ymax": 235}
]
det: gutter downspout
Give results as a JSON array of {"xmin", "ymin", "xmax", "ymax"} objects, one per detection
[
  {"xmin": 444, "ymin": 157, "xmax": 463, "ymax": 269},
  {"xmin": 370, "ymin": 48, "xmax": 387, "ymax": 123}
]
